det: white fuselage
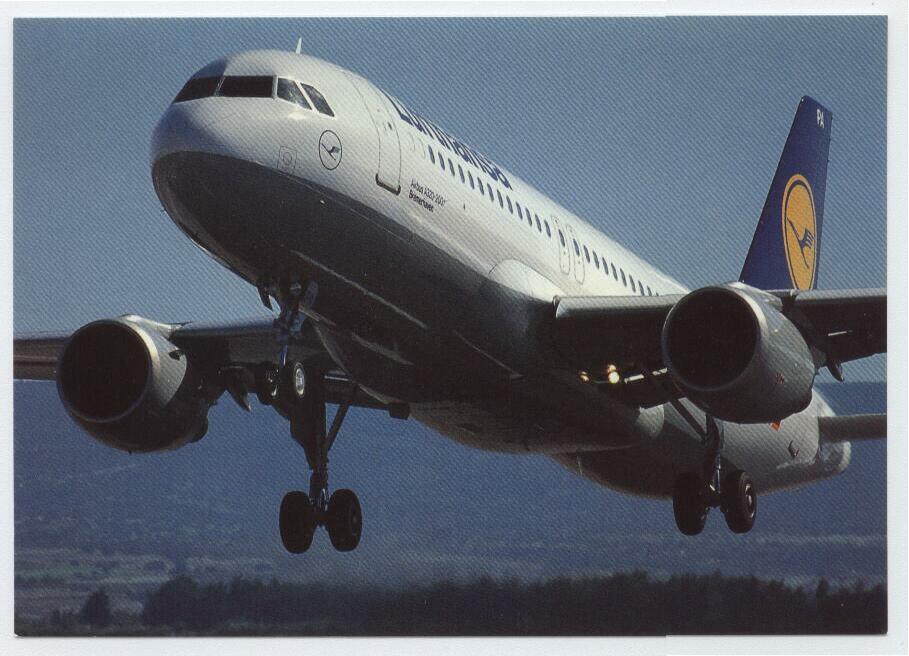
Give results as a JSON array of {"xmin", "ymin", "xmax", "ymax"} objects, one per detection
[{"xmin": 151, "ymin": 50, "xmax": 849, "ymax": 499}]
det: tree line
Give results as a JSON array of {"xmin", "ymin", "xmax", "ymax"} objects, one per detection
[{"xmin": 19, "ymin": 571, "xmax": 886, "ymax": 636}]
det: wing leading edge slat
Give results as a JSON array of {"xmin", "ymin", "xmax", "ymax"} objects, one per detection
[
  {"xmin": 551, "ymin": 287, "xmax": 886, "ymax": 408},
  {"xmin": 13, "ymin": 319, "xmax": 385, "ymax": 411}
]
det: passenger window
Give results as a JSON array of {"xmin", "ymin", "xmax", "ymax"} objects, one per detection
[
  {"xmin": 640, "ymin": 286, "xmax": 645, "ymax": 296},
  {"xmin": 544, "ymin": 220, "xmax": 551, "ymax": 238},
  {"xmin": 440, "ymin": 157, "xmax": 445, "ymax": 171},
  {"xmin": 516, "ymin": 201, "xmax": 522, "ymax": 217},
  {"xmin": 647, "ymin": 286, "xmax": 652, "ymax": 296},
  {"xmin": 488, "ymin": 185, "xmax": 495, "ymax": 202},
  {"xmin": 174, "ymin": 76, "xmax": 221, "ymax": 103},
  {"xmin": 218, "ymin": 75, "xmax": 274, "ymax": 98},
  {"xmin": 497, "ymin": 190, "xmax": 503, "ymax": 208},
  {"xmin": 558, "ymin": 230, "xmax": 566, "ymax": 246},
  {"xmin": 301, "ymin": 84, "xmax": 334, "ymax": 116},
  {"xmin": 583, "ymin": 245, "xmax": 590, "ymax": 262},
  {"xmin": 477, "ymin": 178, "xmax": 484, "ymax": 194},
  {"xmin": 611, "ymin": 263, "xmax": 618, "ymax": 280},
  {"xmin": 593, "ymin": 251, "xmax": 599, "ymax": 269},
  {"xmin": 629, "ymin": 275, "xmax": 635, "ymax": 292},
  {"xmin": 535, "ymin": 216, "xmax": 542, "ymax": 232},
  {"xmin": 507, "ymin": 196, "xmax": 513, "ymax": 213},
  {"xmin": 573, "ymin": 240, "xmax": 580, "ymax": 257},
  {"xmin": 620, "ymin": 269, "xmax": 626, "ymax": 286},
  {"xmin": 449, "ymin": 159, "xmax": 455, "ymax": 177},
  {"xmin": 468, "ymin": 171, "xmax": 474, "ymax": 189},
  {"xmin": 458, "ymin": 165, "xmax": 465, "ymax": 183},
  {"xmin": 428, "ymin": 146, "xmax": 435, "ymax": 164}
]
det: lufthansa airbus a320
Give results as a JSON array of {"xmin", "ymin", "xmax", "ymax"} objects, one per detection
[{"xmin": 14, "ymin": 48, "xmax": 886, "ymax": 553}]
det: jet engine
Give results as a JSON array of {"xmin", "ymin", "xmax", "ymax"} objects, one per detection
[
  {"xmin": 56, "ymin": 315, "xmax": 211, "ymax": 452},
  {"xmin": 661, "ymin": 284, "xmax": 817, "ymax": 423}
]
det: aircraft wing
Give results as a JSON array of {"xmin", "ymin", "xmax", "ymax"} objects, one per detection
[
  {"xmin": 13, "ymin": 318, "xmax": 387, "ymax": 410},
  {"xmin": 819, "ymin": 413, "xmax": 887, "ymax": 442},
  {"xmin": 551, "ymin": 287, "xmax": 886, "ymax": 408}
]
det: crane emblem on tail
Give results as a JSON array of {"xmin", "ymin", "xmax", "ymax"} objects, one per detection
[
  {"xmin": 781, "ymin": 173, "xmax": 817, "ymax": 290},
  {"xmin": 786, "ymin": 218, "xmax": 816, "ymax": 269}
]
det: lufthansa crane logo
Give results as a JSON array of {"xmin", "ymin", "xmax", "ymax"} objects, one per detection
[
  {"xmin": 781, "ymin": 174, "xmax": 817, "ymax": 290},
  {"xmin": 319, "ymin": 130, "xmax": 342, "ymax": 170}
]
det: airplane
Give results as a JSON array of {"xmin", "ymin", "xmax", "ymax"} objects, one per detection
[{"xmin": 14, "ymin": 49, "xmax": 887, "ymax": 554}]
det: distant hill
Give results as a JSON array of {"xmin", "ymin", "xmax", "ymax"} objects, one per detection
[
  {"xmin": 17, "ymin": 571, "xmax": 887, "ymax": 636},
  {"xmin": 14, "ymin": 381, "xmax": 885, "ymax": 619}
]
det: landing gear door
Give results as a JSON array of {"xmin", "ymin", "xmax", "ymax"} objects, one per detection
[
  {"xmin": 346, "ymin": 74, "xmax": 401, "ymax": 194},
  {"xmin": 566, "ymin": 224, "xmax": 585, "ymax": 284},
  {"xmin": 551, "ymin": 216, "xmax": 571, "ymax": 275}
]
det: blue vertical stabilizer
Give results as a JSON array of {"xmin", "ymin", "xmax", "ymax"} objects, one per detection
[{"xmin": 739, "ymin": 97, "xmax": 832, "ymax": 290}]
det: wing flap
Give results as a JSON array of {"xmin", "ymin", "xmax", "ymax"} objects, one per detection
[{"xmin": 773, "ymin": 288, "xmax": 886, "ymax": 365}]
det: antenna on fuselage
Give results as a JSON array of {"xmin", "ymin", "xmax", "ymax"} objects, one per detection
[{"xmin": 294, "ymin": 37, "xmax": 303, "ymax": 54}]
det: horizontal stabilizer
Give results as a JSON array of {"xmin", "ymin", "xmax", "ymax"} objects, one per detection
[{"xmin": 819, "ymin": 413, "xmax": 886, "ymax": 442}]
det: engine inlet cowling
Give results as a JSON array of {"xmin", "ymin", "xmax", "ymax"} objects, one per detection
[
  {"xmin": 661, "ymin": 285, "xmax": 817, "ymax": 423},
  {"xmin": 56, "ymin": 316, "xmax": 210, "ymax": 452}
]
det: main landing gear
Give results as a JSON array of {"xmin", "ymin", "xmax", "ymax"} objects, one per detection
[
  {"xmin": 257, "ymin": 279, "xmax": 364, "ymax": 554},
  {"xmin": 671, "ymin": 414, "xmax": 757, "ymax": 536},
  {"xmin": 278, "ymin": 365, "xmax": 362, "ymax": 553}
]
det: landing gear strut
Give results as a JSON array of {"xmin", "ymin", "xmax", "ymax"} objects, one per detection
[
  {"xmin": 670, "ymin": 411, "xmax": 757, "ymax": 535},
  {"xmin": 277, "ymin": 361, "xmax": 363, "ymax": 553},
  {"xmin": 264, "ymin": 279, "xmax": 364, "ymax": 554}
]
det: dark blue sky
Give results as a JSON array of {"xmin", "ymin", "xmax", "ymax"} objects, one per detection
[{"xmin": 14, "ymin": 17, "xmax": 886, "ymax": 382}]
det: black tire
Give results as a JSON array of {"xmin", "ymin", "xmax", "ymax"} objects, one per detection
[
  {"xmin": 326, "ymin": 489, "xmax": 362, "ymax": 552},
  {"xmin": 255, "ymin": 363, "xmax": 280, "ymax": 406},
  {"xmin": 673, "ymin": 472, "xmax": 708, "ymax": 536},
  {"xmin": 722, "ymin": 470, "xmax": 757, "ymax": 534},
  {"xmin": 279, "ymin": 491, "xmax": 316, "ymax": 554},
  {"xmin": 280, "ymin": 361, "xmax": 308, "ymax": 406}
]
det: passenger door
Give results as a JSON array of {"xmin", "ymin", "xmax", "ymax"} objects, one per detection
[
  {"xmin": 346, "ymin": 74, "xmax": 401, "ymax": 194},
  {"xmin": 566, "ymin": 224, "xmax": 585, "ymax": 284},
  {"xmin": 551, "ymin": 216, "xmax": 571, "ymax": 275}
]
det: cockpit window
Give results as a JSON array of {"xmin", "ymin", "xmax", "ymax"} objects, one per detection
[
  {"xmin": 173, "ymin": 76, "xmax": 220, "ymax": 103},
  {"xmin": 277, "ymin": 78, "xmax": 312, "ymax": 109},
  {"xmin": 218, "ymin": 76, "xmax": 274, "ymax": 98},
  {"xmin": 301, "ymin": 84, "xmax": 334, "ymax": 116}
]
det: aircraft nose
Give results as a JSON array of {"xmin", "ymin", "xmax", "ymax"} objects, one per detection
[
  {"xmin": 149, "ymin": 106, "xmax": 185, "ymax": 167},
  {"xmin": 149, "ymin": 103, "xmax": 239, "ymax": 169}
]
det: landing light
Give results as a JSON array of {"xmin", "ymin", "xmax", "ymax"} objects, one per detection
[
  {"xmin": 578, "ymin": 371, "xmax": 590, "ymax": 383},
  {"xmin": 606, "ymin": 364, "xmax": 621, "ymax": 385}
]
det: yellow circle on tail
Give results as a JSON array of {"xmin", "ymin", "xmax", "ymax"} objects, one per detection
[{"xmin": 781, "ymin": 174, "xmax": 817, "ymax": 290}]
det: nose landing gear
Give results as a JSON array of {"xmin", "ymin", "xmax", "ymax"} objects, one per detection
[
  {"xmin": 277, "ymin": 361, "xmax": 363, "ymax": 554},
  {"xmin": 263, "ymin": 279, "xmax": 364, "ymax": 554},
  {"xmin": 671, "ymin": 413, "xmax": 757, "ymax": 536}
]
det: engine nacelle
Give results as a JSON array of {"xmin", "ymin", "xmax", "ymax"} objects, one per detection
[
  {"xmin": 56, "ymin": 315, "xmax": 210, "ymax": 453},
  {"xmin": 661, "ymin": 284, "xmax": 817, "ymax": 423}
]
